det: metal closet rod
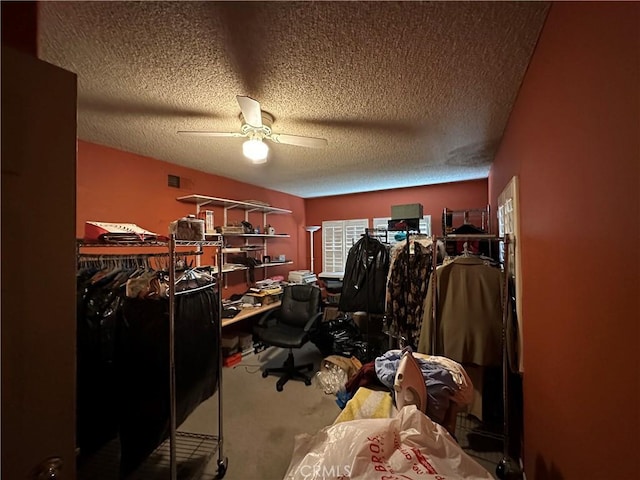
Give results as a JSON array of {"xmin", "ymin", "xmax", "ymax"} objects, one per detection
[
  {"xmin": 434, "ymin": 235, "xmax": 504, "ymax": 241},
  {"xmin": 76, "ymin": 240, "xmax": 169, "ymax": 247},
  {"xmin": 78, "ymin": 251, "xmax": 203, "ymax": 258}
]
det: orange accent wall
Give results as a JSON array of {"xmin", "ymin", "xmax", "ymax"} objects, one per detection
[
  {"xmin": 305, "ymin": 179, "xmax": 488, "ymax": 272},
  {"xmin": 489, "ymin": 3, "xmax": 639, "ymax": 479},
  {"xmin": 77, "ymin": 141, "xmax": 306, "ymax": 297}
]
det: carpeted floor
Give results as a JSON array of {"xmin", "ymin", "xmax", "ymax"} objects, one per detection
[
  {"xmin": 179, "ymin": 343, "xmax": 503, "ymax": 480},
  {"xmin": 77, "ymin": 341, "xmax": 503, "ymax": 479},
  {"xmin": 179, "ymin": 342, "xmax": 340, "ymax": 480}
]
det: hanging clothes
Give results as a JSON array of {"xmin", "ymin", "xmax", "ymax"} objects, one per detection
[
  {"xmin": 76, "ymin": 266, "xmax": 130, "ymax": 456},
  {"xmin": 76, "ymin": 258, "xmax": 220, "ymax": 476},
  {"xmin": 339, "ymin": 235, "xmax": 390, "ymax": 314},
  {"xmin": 385, "ymin": 236, "xmax": 442, "ymax": 348},
  {"xmin": 118, "ymin": 283, "xmax": 220, "ymax": 477},
  {"xmin": 447, "ymin": 223, "xmax": 492, "ymax": 257},
  {"xmin": 417, "ymin": 256, "xmax": 507, "ymax": 366}
]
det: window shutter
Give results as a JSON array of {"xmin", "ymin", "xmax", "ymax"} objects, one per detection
[
  {"xmin": 419, "ymin": 215, "xmax": 432, "ymax": 236},
  {"xmin": 322, "ymin": 221, "xmax": 344, "ymax": 273},
  {"xmin": 373, "ymin": 217, "xmax": 396, "ymax": 245},
  {"xmin": 321, "ymin": 218, "xmax": 368, "ymax": 274},
  {"xmin": 344, "ymin": 219, "xmax": 368, "ymax": 253}
]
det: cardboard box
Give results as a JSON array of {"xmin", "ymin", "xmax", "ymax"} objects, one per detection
[
  {"xmin": 238, "ymin": 332, "xmax": 253, "ymax": 350},
  {"xmin": 323, "ymin": 306, "xmax": 340, "ymax": 322},
  {"xmin": 391, "ymin": 203, "xmax": 424, "ymax": 220},
  {"xmin": 221, "ymin": 334, "xmax": 239, "ymax": 356}
]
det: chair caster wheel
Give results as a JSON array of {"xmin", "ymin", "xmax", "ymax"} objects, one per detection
[
  {"xmin": 216, "ymin": 457, "xmax": 228, "ymax": 479},
  {"xmin": 262, "ymin": 370, "xmax": 269, "ymax": 378},
  {"xmin": 276, "ymin": 384, "xmax": 283, "ymax": 392},
  {"xmin": 304, "ymin": 379, "xmax": 312, "ymax": 386},
  {"xmin": 496, "ymin": 457, "xmax": 523, "ymax": 480}
]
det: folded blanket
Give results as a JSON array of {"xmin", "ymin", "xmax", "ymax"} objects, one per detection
[{"xmin": 333, "ymin": 387, "xmax": 395, "ymax": 424}]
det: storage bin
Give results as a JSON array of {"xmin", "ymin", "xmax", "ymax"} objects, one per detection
[{"xmin": 169, "ymin": 215, "xmax": 205, "ymax": 240}]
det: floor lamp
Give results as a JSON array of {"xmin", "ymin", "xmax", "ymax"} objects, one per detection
[{"xmin": 305, "ymin": 226, "xmax": 321, "ymax": 273}]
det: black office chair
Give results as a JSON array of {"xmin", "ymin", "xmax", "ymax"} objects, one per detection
[{"xmin": 254, "ymin": 284, "xmax": 323, "ymax": 391}]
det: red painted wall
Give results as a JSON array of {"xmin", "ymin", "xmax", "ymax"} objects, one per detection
[
  {"xmin": 489, "ymin": 3, "xmax": 639, "ymax": 479},
  {"xmin": 79, "ymin": 140, "xmax": 488, "ymax": 294},
  {"xmin": 305, "ymin": 179, "xmax": 488, "ymax": 272},
  {"xmin": 77, "ymin": 141, "xmax": 306, "ymax": 297}
]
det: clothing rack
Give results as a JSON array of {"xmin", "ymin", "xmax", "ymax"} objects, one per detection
[
  {"xmin": 77, "ymin": 250, "xmax": 204, "ymax": 270},
  {"xmin": 76, "ymin": 237, "xmax": 228, "ymax": 479},
  {"xmin": 429, "ymin": 233, "xmax": 515, "ymax": 478},
  {"xmin": 169, "ymin": 235, "xmax": 227, "ymax": 480},
  {"xmin": 402, "ymin": 223, "xmax": 411, "ymax": 349},
  {"xmin": 362, "ymin": 227, "xmax": 389, "ymax": 244},
  {"xmin": 442, "ymin": 205, "xmax": 491, "ymax": 235},
  {"xmin": 442, "ymin": 205, "xmax": 493, "ymax": 258},
  {"xmin": 497, "ymin": 234, "xmax": 515, "ymax": 478}
]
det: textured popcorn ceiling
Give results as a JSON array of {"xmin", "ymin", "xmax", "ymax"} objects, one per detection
[{"xmin": 38, "ymin": 1, "xmax": 549, "ymax": 198}]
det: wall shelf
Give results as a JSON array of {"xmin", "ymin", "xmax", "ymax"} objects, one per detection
[
  {"xmin": 222, "ymin": 233, "xmax": 290, "ymax": 238},
  {"xmin": 263, "ymin": 261, "xmax": 294, "ymax": 267},
  {"xmin": 177, "ymin": 194, "xmax": 294, "ymax": 286},
  {"xmin": 221, "ymin": 246, "xmax": 264, "ymax": 253},
  {"xmin": 177, "ymin": 194, "xmax": 292, "ymax": 215},
  {"xmin": 220, "ymin": 265, "xmax": 249, "ymax": 273}
]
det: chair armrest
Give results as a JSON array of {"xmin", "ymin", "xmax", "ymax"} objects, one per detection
[
  {"xmin": 256, "ymin": 308, "xmax": 280, "ymax": 328},
  {"xmin": 303, "ymin": 311, "xmax": 324, "ymax": 332}
]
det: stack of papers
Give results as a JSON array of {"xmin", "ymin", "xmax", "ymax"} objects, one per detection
[{"xmin": 84, "ymin": 221, "xmax": 160, "ymax": 243}]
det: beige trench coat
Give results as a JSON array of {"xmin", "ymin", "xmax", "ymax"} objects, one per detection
[{"xmin": 417, "ymin": 256, "xmax": 506, "ymax": 367}]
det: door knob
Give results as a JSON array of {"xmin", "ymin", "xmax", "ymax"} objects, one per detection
[{"xmin": 32, "ymin": 457, "xmax": 63, "ymax": 479}]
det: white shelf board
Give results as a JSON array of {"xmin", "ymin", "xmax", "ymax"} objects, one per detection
[
  {"xmin": 177, "ymin": 194, "xmax": 292, "ymax": 215},
  {"xmin": 222, "ymin": 233, "xmax": 290, "ymax": 238},
  {"xmin": 262, "ymin": 261, "xmax": 294, "ymax": 267},
  {"xmin": 221, "ymin": 247, "xmax": 264, "ymax": 253},
  {"xmin": 203, "ymin": 265, "xmax": 249, "ymax": 274}
]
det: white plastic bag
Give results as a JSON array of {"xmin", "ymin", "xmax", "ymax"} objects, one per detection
[{"xmin": 283, "ymin": 405, "xmax": 494, "ymax": 480}]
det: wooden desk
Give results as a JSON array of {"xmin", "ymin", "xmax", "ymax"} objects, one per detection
[{"xmin": 221, "ymin": 301, "xmax": 281, "ymax": 328}]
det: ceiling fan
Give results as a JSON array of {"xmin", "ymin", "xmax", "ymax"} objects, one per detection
[{"xmin": 177, "ymin": 96, "xmax": 328, "ymax": 163}]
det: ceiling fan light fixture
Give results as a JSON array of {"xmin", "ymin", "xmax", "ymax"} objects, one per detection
[
  {"xmin": 243, "ymin": 137, "xmax": 269, "ymax": 163},
  {"xmin": 179, "ymin": 96, "xmax": 327, "ymax": 163}
]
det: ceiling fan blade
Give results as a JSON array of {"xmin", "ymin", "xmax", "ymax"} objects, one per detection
[
  {"xmin": 269, "ymin": 133, "xmax": 328, "ymax": 148},
  {"xmin": 177, "ymin": 131, "xmax": 244, "ymax": 138},
  {"xmin": 236, "ymin": 95, "xmax": 263, "ymax": 128}
]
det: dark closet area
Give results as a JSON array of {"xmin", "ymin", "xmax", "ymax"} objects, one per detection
[{"xmin": 75, "ymin": 248, "xmax": 223, "ymax": 478}]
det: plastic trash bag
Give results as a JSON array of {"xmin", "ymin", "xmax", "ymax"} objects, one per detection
[
  {"xmin": 310, "ymin": 315, "xmax": 361, "ymax": 356},
  {"xmin": 315, "ymin": 364, "xmax": 348, "ymax": 395},
  {"xmin": 283, "ymin": 405, "xmax": 494, "ymax": 480}
]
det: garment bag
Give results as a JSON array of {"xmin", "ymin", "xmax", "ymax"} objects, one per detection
[
  {"xmin": 76, "ymin": 268, "xmax": 129, "ymax": 457},
  {"xmin": 118, "ymin": 286, "xmax": 220, "ymax": 476}
]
